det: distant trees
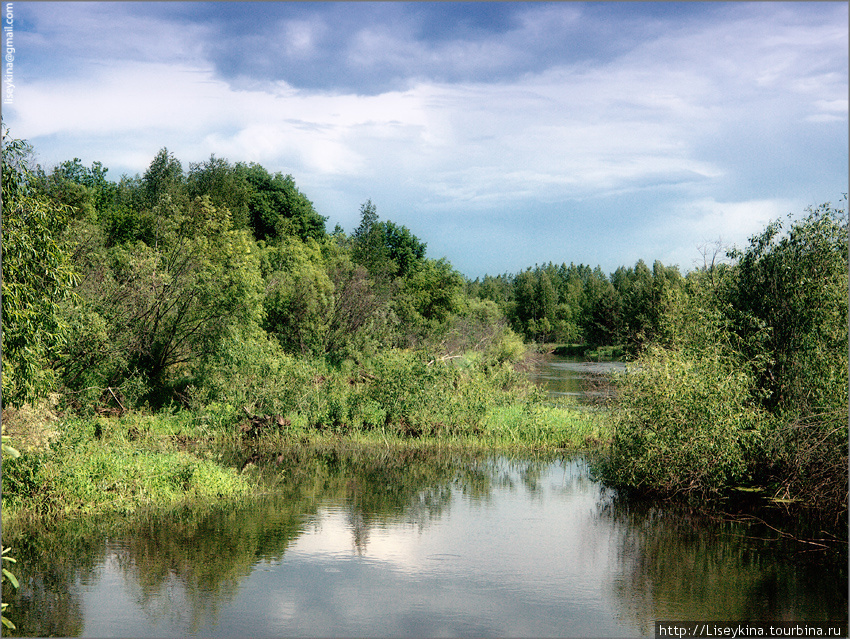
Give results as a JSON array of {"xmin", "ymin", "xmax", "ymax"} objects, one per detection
[{"xmin": 470, "ymin": 259, "xmax": 684, "ymax": 351}]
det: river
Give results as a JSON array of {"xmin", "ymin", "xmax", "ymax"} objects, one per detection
[{"xmin": 3, "ymin": 358, "xmax": 846, "ymax": 637}]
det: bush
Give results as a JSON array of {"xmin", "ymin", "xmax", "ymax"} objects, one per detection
[{"xmin": 600, "ymin": 343, "xmax": 766, "ymax": 498}]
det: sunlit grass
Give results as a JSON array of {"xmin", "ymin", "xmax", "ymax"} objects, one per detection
[{"xmin": 2, "ymin": 395, "xmax": 611, "ymax": 528}]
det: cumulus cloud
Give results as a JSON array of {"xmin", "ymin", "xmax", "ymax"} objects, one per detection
[{"xmin": 7, "ymin": 1, "xmax": 847, "ymax": 276}]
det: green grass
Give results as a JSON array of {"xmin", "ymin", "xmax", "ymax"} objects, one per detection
[
  {"xmin": 1, "ymin": 414, "xmax": 253, "ymax": 526},
  {"xmin": 481, "ymin": 400, "xmax": 609, "ymax": 450},
  {"xmin": 2, "ymin": 398, "xmax": 610, "ymax": 527}
]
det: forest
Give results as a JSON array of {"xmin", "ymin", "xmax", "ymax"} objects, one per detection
[{"xmin": 2, "ymin": 126, "xmax": 847, "ymax": 533}]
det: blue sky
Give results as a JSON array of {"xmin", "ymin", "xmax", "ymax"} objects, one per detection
[{"xmin": 5, "ymin": 1, "xmax": 848, "ymax": 278}]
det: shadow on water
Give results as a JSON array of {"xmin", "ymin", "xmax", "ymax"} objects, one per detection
[
  {"xmin": 3, "ymin": 446, "xmax": 846, "ymax": 637},
  {"xmin": 596, "ymin": 494, "xmax": 847, "ymax": 636}
]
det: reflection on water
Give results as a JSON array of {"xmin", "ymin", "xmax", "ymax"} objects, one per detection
[
  {"xmin": 4, "ymin": 448, "xmax": 846, "ymax": 637},
  {"xmin": 529, "ymin": 354, "xmax": 626, "ymax": 402}
]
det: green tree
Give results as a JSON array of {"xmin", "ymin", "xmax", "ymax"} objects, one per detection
[
  {"xmin": 581, "ymin": 268, "xmax": 622, "ymax": 346},
  {"xmin": 724, "ymin": 204, "xmax": 848, "ymax": 416},
  {"xmin": 38, "ymin": 158, "xmax": 117, "ymax": 222},
  {"xmin": 142, "ymin": 148, "xmax": 185, "ymax": 207},
  {"xmin": 398, "ymin": 258, "xmax": 464, "ymax": 328},
  {"xmin": 1, "ymin": 129, "xmax": 77, "ymax": 407},
  {"xmin": 261, "ymin": 237, "xmax": 334, "ymax": 355},
  {"xmin": 60, "ymin": 195, "xmax": 263, "ymax": 401},
  {"xmin": 351, "ymin": 200, "xmax": 426, "ymax": 280},
  {"xmin": 243, "ymin": 163, "xmax": 326, "ymax": 243},
  {"xmin": 187, "ymin": 155, "xmax": 252, "ymax": 230}
]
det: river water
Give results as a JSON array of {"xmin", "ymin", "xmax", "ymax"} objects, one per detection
[
  {"xmin": 527, "ymin": 354, "xmax": 626, "ymax": 402},
  {"xmin": 3, "ymin": 359, "xmax": 847, "ymax": 637}
]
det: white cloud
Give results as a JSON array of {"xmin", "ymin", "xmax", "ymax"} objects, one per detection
[
  {"xmin": 7, "ymin": 2, "xmax": 846, "ymax": 276},
  {"xmin": 654, "ymin": 197, "xmax": 800, "ymax": 271}
]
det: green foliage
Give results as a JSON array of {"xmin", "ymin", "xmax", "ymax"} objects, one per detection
[
  {"xmin": 2, "ymin": 546, "xmax": 18, "ymax": 630},
  {"xmin": 142, "ymin": 147, "xmax": 185, "ymax": 206},
  {"xmin": 395, "ymin": 258, "xmax": 465, "ymax": 338},
  {"xmin": 242, "ymin": 163, "xmax": 326, "ymax": 242},
  {"xmin": 720, "ymin": 203, "xmax": 848, "ymax": 513},
  {"xmin": 600, "ymin": 204, "xmax": 847, "ymax": 514},
  {"xmin": 188, "ymin": 324, "xmax": 308, "ymax": 419},
  {"xmin": 601, "ymin": 342, "xmax": 766, "ymax": 497},
  {"xmin": 2, "ymin": 129, "xmax": 78, "ymax": 407},
  {"xmin": 103, "ymin": 203, "xmax": 157, "ymax": 247},
  {"xmin": 483, "ymin": 399, "xmax": 607, "ymax": 450},
  {"xmin": 261, "ymin": 237, "xmax": 334, "ymax": 355},
  {"xmin": 40, "ymin": 157, "xmax": 117, "ymax": 222},
  {"xmin": 612, "ymin": 259, "xmax": 683, "ymax": 350},
  {"xmin": 2, "ymin": 415, "xmax": 252, "ymax": 526},
  {"xmin": 473, "ymin": 260, "xmax": 684, "ymax": 349},
  {"xmin": 187, "ymin": 154, "xmax": 252, "ymax": 229},
  {"xmin": 351, "ymin": 200, "xmax": 426, "ymax": 280},
  {"xmin": 59, "ymin": 194, "xmax": 264, "ymax": 402},
  {"xmin": 724, "ymin": 203, "xmax": 848, "ymax": 417},
  {"xmin": 0, "ymin": 434, "xmax": 21, "ymax": 629},
  {"xmin": 323, "ymin": 255, "xmax": 391, "ymax": 359}
]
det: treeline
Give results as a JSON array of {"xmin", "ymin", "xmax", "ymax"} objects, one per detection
[
  {"xmin": 2, "ymin": 130, "xmax": 525, "ymax": 421},
  {"xmin": 468, "ymin": 259, "xmax": 683, "ymax": 350}
]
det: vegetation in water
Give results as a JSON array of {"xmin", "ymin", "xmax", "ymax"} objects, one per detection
[{"xmin": 596, "ymin": 204, "xmax": 848, "ymax": 522}]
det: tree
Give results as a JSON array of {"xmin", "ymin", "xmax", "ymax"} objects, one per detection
[
  {"xmin": 724, "ymin": 203, "xmax": 848, "ymax": 416},
  {"xmin": 352, "ymin": 199, "xmax": 389, "ymax": 277},
  {"xmin": 60, "ymin": 195, "xmax": 263, "ymax": 400},
  {"xmin": 261, "ymin": 237, "xmax": 334, "ymax": 355},
  {"xmin": 351, "ymin": 200, "xmax": 426, "ymax": 280},
  {"xmin": 142, "ymin": 148, "xmax": 185, "ymax": 207},
  {"xmin": 581, "ymin": 268, "xmax": 622, "ymax": 346},
  {"xmin": 1, "ymin": 129, "xmax": 77, "ymax": 406},
  {"xmin": 187, "ymin": 155, "xmax": 252, "ymax": 230},
  {"xmin": 399, "ymin": 258, "xmax": 464, "ymax": 326},
  {"xmin": 242, "ymin": 163, "xmax": 326, "ymax": 243},
  {"xmin": 39, "ymin": 158, "xmax": 117, "ymax": 222}
]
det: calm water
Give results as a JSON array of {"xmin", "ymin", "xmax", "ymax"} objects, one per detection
[
  {"xmin": 4, "ymin": 448, "xmax": 847, "ymax": 637},
  {"xmin": 528, "ymin": 354, "xmax": 626, "ymax": 402}
]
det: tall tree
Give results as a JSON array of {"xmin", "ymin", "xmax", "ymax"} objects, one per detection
[
  {"xmin": 242, "ymin": 163, "xmax": 326, "ymax": 243},
  {"xmin": 187, "ymin": 155, "xmax": 252, "ymax": 230},
  {"xmin": 2, "ymin": 129, "xmax": 77, "ymax": 406},
  {"xmin": 142, "ymin": 148, "xmax": 184, "ymax": 207}
]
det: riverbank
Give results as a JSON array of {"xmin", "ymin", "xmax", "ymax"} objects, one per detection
[{"xmin": 1, "ymin": 394, "xmax": 609, "ymax": 529}]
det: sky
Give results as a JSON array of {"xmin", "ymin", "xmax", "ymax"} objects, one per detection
[{"xmin": 3, "ymin": 1, "xmax": 848, "ymax": 278}]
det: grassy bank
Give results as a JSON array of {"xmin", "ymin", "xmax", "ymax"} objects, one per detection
[{"xmin": 1, "ymin": 390, "xmax": 609, "ymax": 528}]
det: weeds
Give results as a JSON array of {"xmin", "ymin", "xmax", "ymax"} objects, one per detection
[{"xmin": 3, "ymin": 346, "xmax": 608, "ymax": 529}]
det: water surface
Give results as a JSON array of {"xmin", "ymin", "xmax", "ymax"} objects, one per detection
[
  {"xmin": 528, "ymin": 354, "xmax": 625, "ymax": 402},
  {"xmin": 5, "ymin": 449, "xmax": 846, "ymax": 637}
]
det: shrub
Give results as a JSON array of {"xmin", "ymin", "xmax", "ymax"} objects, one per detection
[{"xmin": 600, "ymin": 343, "xmax": 766, "ymax": 498}]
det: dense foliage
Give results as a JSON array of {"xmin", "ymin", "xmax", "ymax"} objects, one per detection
[
  {"xmin": 2, "ymin": 126, "xmax": 845, "ymax": 520},
  {"xmin": 1, "ymin": 131, "xmax": 524, "ymax": 422},
  {"xmin": 599, "ymin": 203, "xmax": 848, "ymax": 517},
  {"xmin": 468, "ymin": 259, "xmax": 683, "ymax": 351},
  {"xmin": 2, "ymin": 133, "xmax": 77, "ymax": 407}
]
